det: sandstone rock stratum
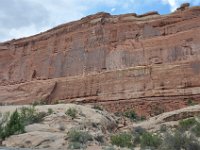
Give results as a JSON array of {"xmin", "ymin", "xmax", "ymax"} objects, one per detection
[{"xmin": 1, "ymin": 4, "xmax": 200, "ymax": 116}]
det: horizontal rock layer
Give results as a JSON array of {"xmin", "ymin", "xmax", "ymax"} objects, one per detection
[{"xmin": 0, "ymin": 5, "xmax": 200, "ymax": 115}]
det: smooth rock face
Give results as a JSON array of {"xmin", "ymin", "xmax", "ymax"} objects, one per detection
[{"xmin": 1, "ymin": 6, "xmax": 200, "ymax": 115}]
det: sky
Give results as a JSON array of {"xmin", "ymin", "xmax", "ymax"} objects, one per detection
[{"xmin": 0, "ymin": 0, "xmax": 200, "ymax": 42}]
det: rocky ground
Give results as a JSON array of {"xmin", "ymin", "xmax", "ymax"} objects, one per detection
[{"xmin": 0, "ymin": 104, "xmax": 200, "ymax": 150}]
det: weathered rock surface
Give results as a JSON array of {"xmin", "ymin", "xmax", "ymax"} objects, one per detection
[
  {"xmin": 132, "ymin": 105, "xmax": 200, "ymax": 131},
  {"xmin": 1, "ymin": 5, "xmax": 200, "ymax": 115},
  {"xmin": 1, "ymin": 104, "xmax": 200, "ymax": 149},
  {"xmin": 1, "ymin": 104, "xmax": 117, "ymax": 149}
]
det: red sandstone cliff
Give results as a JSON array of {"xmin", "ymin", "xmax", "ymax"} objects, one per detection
[{"xmin": 0, "ymin": 4, "xmax": 200, "ymax": 116}]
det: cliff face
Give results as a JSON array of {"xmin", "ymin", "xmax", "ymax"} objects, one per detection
[{"xmin": 1, "ymin": 5, "xmax": 200, "ymax": 116}]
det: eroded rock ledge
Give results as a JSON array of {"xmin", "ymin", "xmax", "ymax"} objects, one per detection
[{"xmin": 0, "ymin": 4, "xmax": 200, "ymax": 115}]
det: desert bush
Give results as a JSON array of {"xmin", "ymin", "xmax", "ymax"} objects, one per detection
[
  {"xmin": 32, "ymin": 100, "xmax": 47, "ymax": 106},
  {"xmin": 0, "ymin": 112, "xmax": 9, "ymax": 124},
  {"xmin": 0, "ymin": 107, "xmax": 47, "ymax": 140},
  {"xmin": 161, "ymin": 130, "xmax": 200, "ymax": 150},
  {"xmin": 68, "ymin": 142, "xmax": 82, "ymax": 149},
  {"xmin": 140, "ymin": 132, "xmax": 161, "ymax": 148},
  {"xmin": 48, "ymin": 108, "xmax": 54, "ymax": 115},
  {"xmin": 68, "ymin": 130, "xmax": 93, "ymax": 144},
  {"xmin": 33, "ymin": 111, "xmax": 47, "ymax": 122},
  {"xmin": 179, "ymin": 118, "xmax": 197, "ymax": 131},
  {"xmin": 179, "ymin": 117, "xmax": 200, "ymax": 137},
  {"xmin": 133, "ymin": 126, "xmax": 147, "ymax": 135},
  {"xmin": 192, "ymin": 122, "xmax": 200, "ymax": 137},
  {"xmin": 0, "ymin": 126, "xmax": 3, "ymax": 139},
  {"xmin": 20, "ymin": 106, "xmax": 47, "ymax": 125},
  {"xmin": 123, "ymin": 110, "xmax": 138, "ymax": 121},
  {"xmin": 122, "ymin": 110, "xmax": 145, "ymax": 122},
  {"xmin": 132, "ymin": 126, "xmax": 147, "ymax": 145},
  {"xmin": 186, "ymin": 98, "xmax": 197, "ymax": 106},
  {"xmin": 93, "ymin": 105, "xmax": 103, "ymax": 111},
  {"xmin": 66, "ymin": 108, "xmax": 77, "ymax": 119},
  {"xmin": 132, "ymin": 127, "xmax": 161, "ymax": 148},
  {"xmin": 53, "ymin": 100, "xmax": 60, "ymax": 104},
  {"xmin": 67, "ymin": 130, "xmax": 92, "ymax": 149},
  {"xmin": 110, "ymin": 132, "xmax": 133, "ymax": 148},
  {"xmin": 114, "ymin": 112, "xmax": 122, "ymax": 117},
  {"xmin": 0, "ymin": 110, "xmax": 24, "ymax": 139},
  {"xmin": 0, "ymin": 113, "xmax": 9, "ymax": 139},
  {"xmin": 160, "ymin": 124, "xmax": 167, "ymax": 132}
]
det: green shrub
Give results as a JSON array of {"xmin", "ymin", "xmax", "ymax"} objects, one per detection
[
  {"xmin": 160, "ymin": 124, "xmax": 167, "ymax": 132},
  {"xmin": 161, "ymin": 130, "xmax": 200, "ymax": 150},
  {"xmin": 93, "ymin": 105, "xmax": 103, "ymax": 111},
  {"xmin": 110, "ymin": 133, "xmax": 133, "ymax": 148},
  {"xmin": 0, "ymin": 126, "xmax": 3, "ymax": 139},
  {"xmin": 48, "ymin": 108, "xmax": 54, "ymax": 115},
  {"xmin": 32, "ymin": 100, "xmax": 47, "ymax": 106},
  {"xmin": 67, "ymin": 130, "xmax": 92, "ymax": 149},
  {"xmin": 179, "ymin": 118, "xmax": 197, "ymax": 131},
  {"xmin": 186, "ymin": 98, "xmax": 197, "ymax": 106},
  {"xmin": 133, "ymin": 126, "xmax": 147, "ymax": 135},
  {"xmin": 0, "ymin": 112, "xmax": 9, "ymax": 139},
  {"xmin": 140, "ymin": 132, "xmax": 161, "ymax": 148},
  {"xmin": 0, "ymin": 112, "xmax": 9, "ymax": 124},
  {"xmin": 0, "ymin": 107, "xmax": 47, "ymax": 140},
  {"xmin": 192, "ymin": 122, "xmax": 200, "ymax": 137},
  {"xmin": 0, "ymin": 110, "xmax": 24, "ymax": 139},
  {"xmin": 132, "ymin": 126, "xmax": 147, "ymax": 145},
  {"xmin": 33, "ymin": 112, "xmax": 47, "ymax": 122},
  {"xmin": 68, "ymin": 130, "xmax": 93, "ymax": 144},
  {"xmin": 68, "ymin": 142, "xmax": 82, "ymax": 149},
  {"xmin": 54, "ymin": 100, "xmax": 60, "ymax": 104},
  {"xmin": 123, "ymin": 110, "xmax": 138, "ymax": 121},
  {"xmin": 20, "ymin": 106, "xmax": 36, "ymax": 125},
  {"xmin": 133, "ymin": 127, "xmax": 162, "ymax": 148},
  {"xmin": 123, "ymin": 110, "xmax": 145, "ymax": 122},
  {"xmin": 66, "ymin": 108, "xmax": 77, "ymax": 119},
  {"xmin": 114, "ymin": 112, "xmax": 122, "ymax": 117},
  {"xmin": 20, "ymin": 106, "xmax": 47, "ymax": 125}
]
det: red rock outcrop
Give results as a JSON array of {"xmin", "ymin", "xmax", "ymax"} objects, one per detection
[{"xmin": 1, "ymin": 4, "xmax": 200, "ymax": 116}]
